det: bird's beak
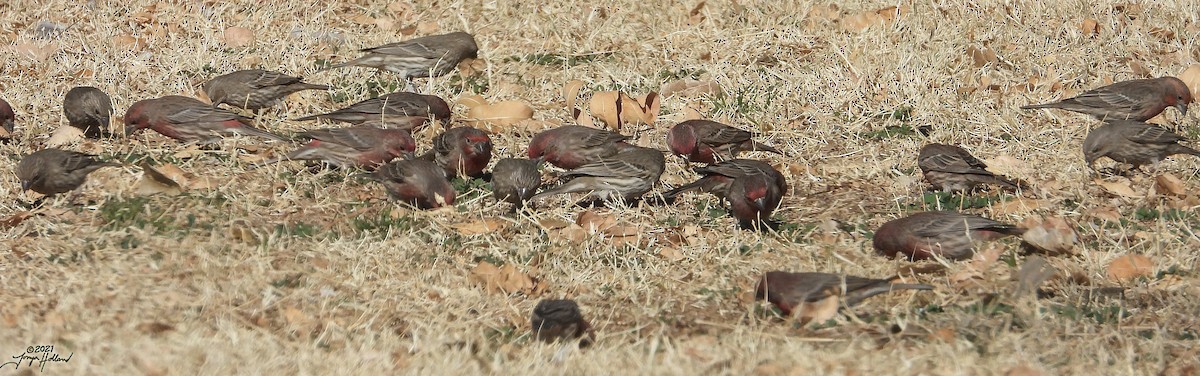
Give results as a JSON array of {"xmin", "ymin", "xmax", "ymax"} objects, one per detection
[
  {"xmin": 1176, "ymin": 103, "xmax": 1189, "ymax": 116},
  {"xmin": 471, "ymin": 142, "xmax": 488, "ymax": 156},
  {"xmin": 753, "ymin": 197, "xmax": 767, "ymax": 210},
  {"xmin": 21, "ymin": 180, "xmax": 32, "ymax": 191},
  {"xmin": 124, "ymin": 125, "xmax": 138, "ymax": 136}
]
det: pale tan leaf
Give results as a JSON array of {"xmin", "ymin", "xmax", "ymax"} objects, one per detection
[
  {"xmin": 452, "ymin": 218, "xmax": 507, "ymax": 235},
  {"xmin": 223, "ymin": 27, "xmax": 256, "ymax": 47},
  {"xmin": 1020, "ymin": 216, "xmax": 1079, "ymax": 255},
  {"xmin": 589, "ymin": 91, "xmax": 622, "ymax": 130},
  {"xmin": 563, "ymin": 79, "xmax": 586, "ymax": 110},
  {"xmin": 1155, "ymin": 173, "xmax": 1188, "ymax": 197},
  {"xmin": 1094, "ymin": 178, "xmax": 1142, "ymax": 198},
  {"xmin": 1106, "ymin": 254, "xmax": 1154, "ymax": 282},
  {"xmin": 47, "ymin": 126, "xmax": 84, "ymax": 147}
]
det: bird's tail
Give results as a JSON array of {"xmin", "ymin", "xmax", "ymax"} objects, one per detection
[
  {"xmin": 297, "ymin": 83, "xmax": 332, "ymax": 91},
  {"xmin": 741, "ymin": 140, "xmax": 784, "ymax": 156},
  {"xmin": 1019, "ymin": 103, "xmax": 1058, "ymax": 110},
  {"xmin": 993, "ymin": 175, "xmax": 1033, "ymax": 192},
  {"xmin": 236, "ymin": 126, "xmax": 290, "ymax": 142}
]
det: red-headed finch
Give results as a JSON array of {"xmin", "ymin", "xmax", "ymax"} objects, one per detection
[
  {"xmin": 1021, "ymin": 77, "xmax": 1192, "ymax": 122},
  {"xmin": 294, "ymin": 91, "xmax": 451, "ymax": 131},
  {"xmin": 527, "ymin": 125, "xmax": 631, "ymax": 169},
  {"xmin": 918, "ymin": 143, "xmax": 1025, "ymax": 193},
  {"xmin": 63, "ymin": 86, "xmax": 113, "ymax": 138},
  {"xmin": 16, "ymin": 148, "xmax": 119, "ymax": 197},
  {"xmin": 531, "ymin": 299, "xmax": 594, "ymax": 346},
  {"xmin": 531, "ymin": 146, "xmax": 665, "ymax": 204},
  {"xmin": 204, "ymin": 69, "xmax": 330, "ymax": 110},
  {"xmin": 255, "ymin": 126, "xmax": 415, "ymax": 170},
  {"xmin": 1, "ymin": 97, "xmax": 15, "ymax": 140},
  {"xmin": 1084, "ymin": 120, "xmax": 1200, "ymax": 170},
  {"xmin": 667, "ymin": 120, "xmax": 782, "ymax": 164},
  {"xmin": 756, "ymin": 272, "xmax": 933, "ymax": 317},
  {"xmin": 491, "ymin": 157, "xmax": 543, "ymax": 208},
  {"xmin": 728, "ymin": 173, "xmax": 785, "ymax": 231},
  {"xmin": 124, "ymin": 95, "xmax": 286, "ymax": 143},
  {"xmin": 369, "ymin": 159, "xmax": 456, "ymax": 209},
  {"xmin": 659, "ymin": 158, "xmax": 785, "ymax": 204},
  {"xmin": 322, "ymin": 32, "xmax": 478, "ymax": 79},
  {"xmin": 420, "ymin": 126, "xmax": 493, "ymax": 178},
  {"xmin": 873, "ymin": 211, "xmax": 1025, "ymax": 260}
]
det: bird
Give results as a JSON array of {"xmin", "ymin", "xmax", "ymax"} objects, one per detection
[
  {"xmin": 203, "ymin": 69, "xmax": 330, "ymax": 111},
  {"xmin": 253, "ymin": 126, "xmax": 416, "ymax": 170},
  {"xmin": 917, "ymin": 143, "xmax": 1025, "ymax": 193},
  {"xmin": 530, "ymin": 146, "xmax": 665, "ymax": 205},
  {"xmin": 321, "ymin": 32, "xmax": 479, "ymax": 80},
  {"xmin": 419, "ymin": 126, "xmax": 493, "ymax": 179},
  {"xmin": 527, "ymin": 125, "xmax": 632, "ymax": 169},
  {"xmin": 728, "ymin": 173, "xmax": 786, "ymax": 231},
  {"xmin": 293, "ymin": 91, "xmax": 451, "ymax": 132},
  {"xmin": 63, "ymin": 86, "xmax": 113, "ymax": 138},
  {"xmin": 873, "ymin": 211, "xmax": 1025, "ymax": 260},
  {"xmin": 1020, "ymin": 76, "xmax": 1193, "ymax": 122},
  {"xmin": 658, "ymin": 158, "xmax": 785, "ymax": 204},
  {"xmin": 0, "ymin": 96, "xmax": 14, "ymax": 141},
  {"xmin": 369, "ymin": 159, "xmax": 456, "ymax": 209},
  {"xmin": 756, "ymin": 271, "xmax": 934, "ymax": 318},
  {"xmin": 666, "ymin": 119, "xmax": 782, "ymax": 164},
  {"xmin": 16, "ymin": 148, "xmax": 119, "ymax": 198},
  {"xmin": 531, "ymin": 299, "xmax": 594, "ymax": 346},
  {"xmin": 1083, "ymin": 120, "xmax": 1200, "ymax": 171},
  {"xmin": 490, "ymin": 157, "xmax": 543, "ymax": 209},
  {"xmin": 124, "ymin": 95, "xmax": 287, "ymax": 143}
]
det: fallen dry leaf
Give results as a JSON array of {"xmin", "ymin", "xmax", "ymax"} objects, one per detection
[
  {"xmin": 576, "ymin": 209, "xmax": 617, "ymax": 233},
  {"xmin": 112, "ymin": 34, "xmax": 148, "ymax": 51},
  {"xmin": 465, "ymin": 100, "xmax": 534, "ymax": 131},
  {"xmin": 46, "ymin": 126, "xmax": 84, "ymax": 147},
  {"xmin": 1020, "ymin": 216, "xmax": 1079, "ymax": 255},
  {"xmin": 230, "ymin": 220, "xmax": 260, "ymax": 246},
  {"xmin": 967, "ymin": 46, "xmax": 999, "ymax": 68},
  {"xmin": 470, "ymin": 261, "xmax": 536, "ymax": 295},
  {"xmin": 563, "ymin": 80, "xmax": 586, "ymax": 110},
  {"xmin": 1094, "ymin": 178, "xmax": 1142, "ymax": 198},
  {"xmin": 989, "ymin": 198, "xmax": 1046, "ymax": 216},
  {"xmin": 1012, "ymin": 255, "xmax": 1057, "ymax": 298},
  {"xmin": 1, "ymin": 211, "xmax": 35, "ymax": 228},
  {"xmin": 1081, "ymin": 18, "xmax": 1100, "ymax": 37},
  {"xmin": 1155, "ymin": 173, "xmax": 1187, "ymax": 197},
  {"xmin": 1087, "ymin": 206, "xmax": 1122, "ymax": 221},
  {"xmin": 1106, "ymin": 254, "xmax": 1154, "ymax": 282},
  {"xmin": 223, "ymin": 27, "xmax": 256, "ymax": 47},
  {"xmin": 659, "ymin": 246, "xmax": 685, "ymax": 261},
  {"xmin": 452, "ymin": 218, "xmax": 507, "ymax": 235},
  {"xmin": 589, "ymin": 91, "xmax": 622, "ymax": 130},
  {"xmin": 1178, "ymin": 64, "xmax": 1200, "ymax": 100},
  {"xmin": 1005, "ymin": 365, "xmax": 1047, "ymax": 376},
  {"xmin": 9, "ymin": 42, "xmax": 59, "ymax": 62},
  {"xmin": 455, "ymin": 94, "xmax": 488, "ymax": 110}
]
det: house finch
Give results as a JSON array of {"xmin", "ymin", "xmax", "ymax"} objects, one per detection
[
  {"xmin": 659, "ymin": 158, "xmax": 785, "ymax": 204},
  {"xmin": 294, "ymin": 91, "xmax": 451, "ymax": 132},
  {"xmin": 667, "ymin": 120, "xmax": 782, "ymax": 164},
  {"xmin": 873, "ymin": 211, "xmax": 1025, "ymax": 260},
  {"xmin": 254, "ymin": 126, "xmax": 415, "ymax": 170},
  {"xmin": 491, "ymin": 157, "xmax": 542, "ymax": 208},
  {"xmin": 728, "ymin": 173, "xmax": 785, "ymax": 230},
  {"xmin": 531, "ymin": 299, "xmax": 594, "ymax": 346},
  {"xmin": 419, "ymin": 126, "xmax": 493, "ymax": 178},
  {"xmin": 530, "ymin": 146, "xmax": 665, "ymax": 204},
  {"xmin": 124, "ymin": 95, "xmax": 287, "ymax": 143},
  {"xmin": 369, "ymin": 159, "xmax": 456, "ymax": 209},
  {"xmin": 63, "ymin": 86, "xmax": 113, "ymax": 138},
  {"xmin": 527, "ymin": 125, "xmax": 631, "ymax": 169},
  {"xmin": 16, "ymin": 148, "xmax": 119, "ymax": 197},
  {"xmin": 322, "ymin": 32, "xmax": 478, "ymax": 79},
  {"xmin": 1021, "ymin": 76, "xmax": 1193, "ymax": 122},
  {"xmin": 1083, "ymin": 120, "xmax": 1200, "ymax": 170},
  {"xmin": 918, "ymin": 143, "xmax": 1025, "ymax": 193},
  {"xmin": 1, "ymin": 97, "xmax": 14, "ymax": 140},
  {"xmin": 203, "ymin": 69, "xmax": 330, "ymax": 110},
  {"xmin": 756, "ymin": 271, "xmax": 934, "ymax": 317}
]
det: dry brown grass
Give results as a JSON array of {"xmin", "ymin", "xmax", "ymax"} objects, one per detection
[{"xmin": 3, "ymin": 0, "xmax": 1200, "ymax": 374}]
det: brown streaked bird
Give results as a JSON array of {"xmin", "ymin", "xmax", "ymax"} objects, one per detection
[
  {"xmin": 917, "ymin": 143, "xmax": 1025, "ymax": 193},
  {"xmin": 666, "ymin": 119, "xmax": 782, "ymax": 164},
  {"xmin": 1083, "ymin": 120, "xmax": 1200, "ymax": 171},
  {"xmin": 204, "ymin": 69, "xmax": 330, "ymax": 110},
  {"xmin": 658, "ymin": 158, "xmax": 785, "ymax": 204},
  {"xmin": 254, "ymin": 126, "xmax": 416, "ymax": 170},
  {"xmin": 1021, "ymin": 76, "xmax": 1193, "ymax": 122},
  {"xmin": 530, "ymin": 146, "xmax": 665, "ymax": 205},
  {"xmin": 369, "ymin": 159, "xmax": 456, "ymax": 209},
  {"xmin": 490, "ymin": 157, "xmax": 543, "ymax": 209},
  {"xmin": 293, "ymin": 91, "xmax": 451, "ymax": 132},
  {"xmin": 526, "ymin": 125, "xmax": 632, "ymax": 169},
  {"xmin": 63, "ymin": 86, "xmax": 113, "ymax": 138},
  {"xmin": 531, "ymin": 299, "xmax": 594, "ymax": 346},
  {"xmin": 321, "ymin": 32, "xmax": 479, "ymax": 79},
  {"xmin": 756, "ymin": 271, "xmax": 934, "ymax": 317},
  {"xmin": 124, "ymin": 95, "xmax": 286, "ymax": 143},
  {"xmin": 1, "ymin": 97, "xmax": 15, "ymax": 141},
  {"xmin": 420, "ymin": 126, "xmax": 493, "ymax": 179},
  {"xmin": 16, "ymin": 148, "xmax": 119, "ymax": 197},
  {"xmin": 873, "ymin": 211, "xmax": 1025, "ymax": 260}
]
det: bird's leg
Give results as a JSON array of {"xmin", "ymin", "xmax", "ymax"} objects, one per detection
[{"xmin": 403, "ymin": 77, "xmax": 418, "ymax": 93}]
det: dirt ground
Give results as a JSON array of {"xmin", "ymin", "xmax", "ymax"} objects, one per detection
[{"xmin": 2, "ymin": 0, "xmax": 1200, "ymax": 374}]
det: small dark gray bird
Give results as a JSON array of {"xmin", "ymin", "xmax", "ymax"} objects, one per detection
[
  {"xmin": 917, "ymin": 143, "xmax": 1025, "ymax": 193},
  {"xmin": 490, "ymin": 157, "xmax": 542, "ymax": 209},
  {"xmin": 203, "ymin": 69, "xmax": 330, "ymax": 110},
  {"xmin": 1083, "ymin": 120, "xmax": 1200, "ymax": 171},
  {"xmin": 63, "ymin": 86, "xmax": 113, "ymax": 138},
  {"xmin": 531, "ymin": 299, "xmax": 594, "ymax": 346},
  {"xmin": 321, "ymin": 32, "xmax": 479, "ymax": 80},
  {"xmin": 16, "ymin": 148, "xmax": 119, "ymax": 198},
  {"xmin": 369, "ymin": 159, "xmax": 457, "ymax": 210},
  {"xmin": 1, "ymin": 96, "xmax": 14, "ymax": 141}
]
